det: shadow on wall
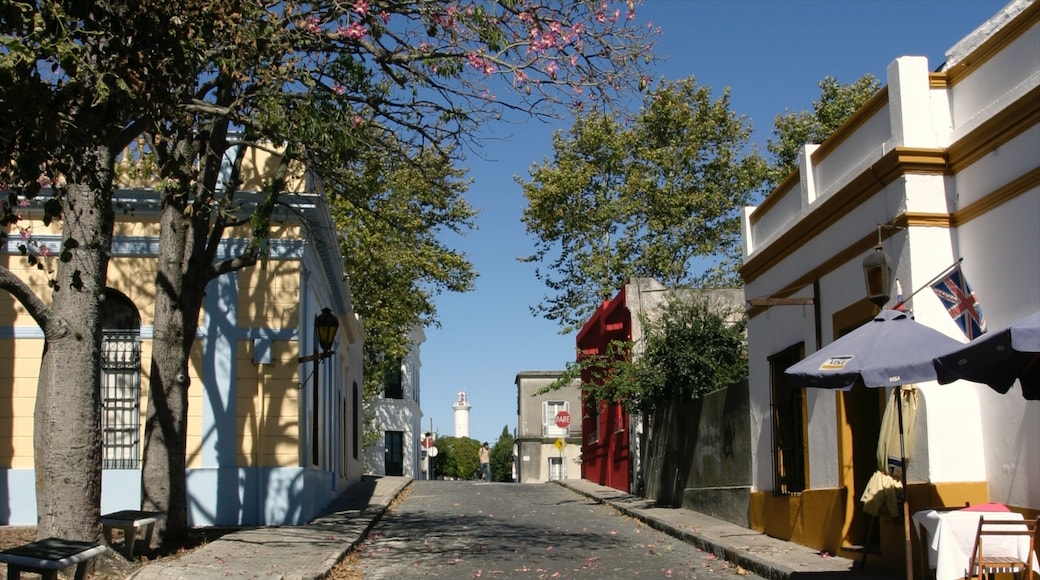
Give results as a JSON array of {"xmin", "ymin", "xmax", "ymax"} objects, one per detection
[{"xmin": 642, "ymin": 381, "xmax": 752, "ymax": 526}]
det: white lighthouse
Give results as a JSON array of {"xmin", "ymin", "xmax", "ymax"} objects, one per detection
[{"xmin": 452, "ymin": 391, "xmax": 471, "ymax": 438}]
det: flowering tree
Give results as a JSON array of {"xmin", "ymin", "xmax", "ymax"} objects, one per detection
[{"xmin": 3, "ymin": 0, "xmax": 658, "ymax": 546}]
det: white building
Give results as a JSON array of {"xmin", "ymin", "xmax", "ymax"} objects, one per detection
[
  {"xmin": 739, "ymin": 0, "xmax": 1038, "ymax": 574},
  {"xmin": 364, "ymin": 328, "xmax": 425, "ymax": 477}
]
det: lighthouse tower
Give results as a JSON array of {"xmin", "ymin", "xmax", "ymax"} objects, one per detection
[{"xmin": 452, "ymin": 391, "xmax": 471, "ymax": 438}]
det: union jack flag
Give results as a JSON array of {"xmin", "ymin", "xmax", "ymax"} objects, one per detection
[{"xmin": 931, "ymin": 264, "xmax": 987, "ymax": 339}]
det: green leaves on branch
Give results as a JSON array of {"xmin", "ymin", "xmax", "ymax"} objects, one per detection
[
  {"xmin": 520, "ymin": 77, "xmax": 768, "ymax": 333},
  {"xmin": 543, "ymin": 295, "xmax": 747, "ymax": 414}
]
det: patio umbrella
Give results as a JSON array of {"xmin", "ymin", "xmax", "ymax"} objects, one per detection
[
  {"xmin": 785, "ymin": 309, "xmax": 963, "ymax": 580},
  {"xmin": 933, "ymin": 310, "xmax": 1040, "ymax": 400}
]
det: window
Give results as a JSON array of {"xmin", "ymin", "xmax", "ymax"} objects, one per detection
[
  {"xmin": 542, "ymin": 401, "xmax": 568, "ymax": 437},
  {"xmin": 99, "ymin": 291, "xmax": 142, "ymax": 470},
  {"xmin": 770, "ymin": 344, "xmax": 806, "ymax": 495},
  {"xmin": 383, "ymin": 359, "xmax": 403, "ymax": 399},
  {"xmin": 352, "ymin": 382, "xmax": 360, "ymax": 459},
  {"xmin": 548, "ymin": 456, "xmax": 564, "ymax": 481}
]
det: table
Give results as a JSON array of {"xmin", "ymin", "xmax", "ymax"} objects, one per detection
[
  {"xmin": 912, "ymin": 508, "xmax": 1038, "ymax": 580},
  {"xmin": 0, "ymin": 537, "xmax": 105, "ymax": 580},
  {"xmin": 100, "ymin": 510, "xmax": 166, "ymax": 559}
]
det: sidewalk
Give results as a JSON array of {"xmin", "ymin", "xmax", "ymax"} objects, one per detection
[
  {"xmin": 129, "ymin": 476, "xmax": 902, "ymax": 579},
  {"xmin": 128, "ymin": 475, "xmax": 410, "ymax": 580},
  {"xmin": 557, "ymin": 478, "xmax": 901, "ymax": 580}
]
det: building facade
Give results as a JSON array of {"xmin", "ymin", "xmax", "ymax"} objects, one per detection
[
  {"xmin": 514, "ymin": 371, "xmax": 583, "ymax": 483},
  {"xmin": 364, "ymin": 327, "xmax": 426, "ymax": 478},
  {"xmin": 740, "ymin": 0, "xmax": 1038, "ymax": 573},
  {"xmin": 0, "ymin": 146, "xmax": 366, "ymax": 526}
]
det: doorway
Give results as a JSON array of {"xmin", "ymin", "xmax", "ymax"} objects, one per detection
[{"xmin": 384, "ymin": 431, "xmax": 404, "ymax": 476}]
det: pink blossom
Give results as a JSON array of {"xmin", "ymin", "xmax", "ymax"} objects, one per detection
[
  {"xmin": 595, "ymin": 11, "xmax": 606, "ymax": 23},
  {"xmin": 333, "ymin": 84, "xmax": 346, "ymax": 95},
  {"xmin": 341, "ymin": 22, "xmax": 368, "ymax": 40},
  {"xmin": 39, "ymin": 245, "xmax": 52, "ymax": 257},
  {"xmin": 18, "ymin": 198, "xmax": 31, "ymax": 207},
  {"xmin": 380, "ymin": 11, "xmax": 390, "ymax": 24},
  {"xmin": 303, "ymin": 16, "xmax": 321, "ymax": 34},
  {"xmin": 353, "ymin": 0, "xmax": 368, "ymax": 16},
  {"xmin": 351, "ymin": 116, "xmax": 365, "ymax": 128},
  {"xmin": 545, "ymin": 61, "xmax": 558, "ymax": 79},
  {"xmin": 19, "ymin": 227, "xmax": 31, "ymax": 239}
]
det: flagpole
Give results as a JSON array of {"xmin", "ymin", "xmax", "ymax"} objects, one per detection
[{"xmin": 892, "ymin": 257, "xmax": 963, "ymax": 310}]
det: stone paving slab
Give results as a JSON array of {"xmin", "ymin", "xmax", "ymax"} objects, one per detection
[
  {"xmin": 128, "ymin": 475, "xmax": 410, "ymax": 580},
  {"xmin": 556, "ymin": 479, "xmax": 902, "ymax": 580}
]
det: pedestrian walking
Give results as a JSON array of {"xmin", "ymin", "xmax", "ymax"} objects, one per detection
[{"xmin": 478, "ymin": 442, "xmax": 490, "ymax": 482}]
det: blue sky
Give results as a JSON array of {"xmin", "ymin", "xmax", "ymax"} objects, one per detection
[{"xmin": 418, "ymin": 0, "xmax": 1010, "ymax": 445}]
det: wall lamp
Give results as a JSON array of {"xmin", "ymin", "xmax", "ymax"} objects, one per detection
[
  {"xmin": 862, "ymin": 231, "xmax": 893, "ymax": 308},
  {"xmin": 299, "ymin": 307, "xmax": 339, "ymax": 365}
]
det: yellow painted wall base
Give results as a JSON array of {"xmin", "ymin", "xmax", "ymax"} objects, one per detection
[
  {"xmin": 752, "ymin": 481, "xmax": 994, "ymax": 575},
  {"xmin": 749, "ymin": 487, "xmax": 848, "ymax": 554}
]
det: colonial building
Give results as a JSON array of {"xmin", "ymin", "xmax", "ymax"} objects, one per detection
[
  {"xmin": 363, "ymin": 327, "xmax": 426, "ymax": 478},
  {"xmin": 740, "ymin": 0, "xmax": 1038, "ymax": 574},
  {"xmin": 513, "ymin": 371, "xmax": 582, "ymax": 483},
  {"xmin": 0, "ymin": 146, "xmax": 365, "ymax": 526}
]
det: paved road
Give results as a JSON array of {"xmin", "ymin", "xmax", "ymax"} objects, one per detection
[{"xmin": 352, "ymin": 480, "xmax": 766, "ymax": 579}]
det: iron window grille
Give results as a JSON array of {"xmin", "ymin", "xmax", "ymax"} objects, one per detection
[{"xmin": 101, "ymin": 329, "xmax": 141, "ymax": 469}]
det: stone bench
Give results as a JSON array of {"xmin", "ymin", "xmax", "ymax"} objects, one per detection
[
  {"xmin": 100, "ymin": 510, "xmax": 166, "ymax": 559},
  {"xmin": 0, "ymin": 537, "xmax": 105, "ymax": 580}
]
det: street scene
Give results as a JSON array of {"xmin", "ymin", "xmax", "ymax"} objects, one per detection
[
  {"xmin": 0, "ymin": 1, "xmax": 1036, "ymax": 580},
  {"xmin": 347, "ymin": 481, "xmax": 762, "ymax": 579}
]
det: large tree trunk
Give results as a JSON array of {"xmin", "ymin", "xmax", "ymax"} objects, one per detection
[
  {"xmin": 141, "ymin": 196, "xmax": 206, "ymax": 542},
  {"xmin": 34, "ymin": 171, "xmax": 115, "ymax": 541}
]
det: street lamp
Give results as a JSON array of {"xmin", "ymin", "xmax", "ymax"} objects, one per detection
[
  {"xmin": 298, "ymin": 307, "xmax": 339, "ymax": 364},
  {"xmin": 862, "ymin": 244, "xmax": 893, "ymax": 308}
]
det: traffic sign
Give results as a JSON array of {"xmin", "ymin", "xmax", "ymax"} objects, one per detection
[
  {"xmin": 554, "ymin": 438, "xmax": 564, "ymax": 452},
  {"xmin": 427, "ymin": 446, "xmax": 438, "ymax": 457},
  {"xmin": 555, "ymin": 410, "xmax": 571, "ymax": 429},
  {"xmin": 421, "ymin": 436, "xmax": 433, "ymax": 449}
]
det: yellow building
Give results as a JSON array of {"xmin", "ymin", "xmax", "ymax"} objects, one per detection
[{"xmin": 0, "ymin": 146, "xmax": 365, "ymax": 526}]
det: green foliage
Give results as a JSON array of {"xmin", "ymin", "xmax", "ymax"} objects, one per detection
[
  {"xmin": 766, "ymin": 74, "xmax": 882, "ymax": 188},
  {"xmin": 329, "ymin": 139, "xmax": 478, "ymax": 418},
  {"xmin": 520, "ymin": 77, "xmax": 768, "ymax": 332},
  {"xmin": 431, "ymin": 436, "xmax": 481, "ymax": 480},
  {"xmin": 490, "ymin": 425, "xmax": 515, "ymax": 482},
  {"xmin": 544, "ymin": 294, "xmax": 747, "ymax": 414}
]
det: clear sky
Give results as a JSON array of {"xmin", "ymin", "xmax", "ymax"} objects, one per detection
[{"xmin": 418, "ymin": 0, "xmax": 1011, "ymax": 445}]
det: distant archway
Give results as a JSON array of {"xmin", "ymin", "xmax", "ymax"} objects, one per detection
[{"xmin": 100, "ymin": 289, "xmax": 142, "ymax": 469}]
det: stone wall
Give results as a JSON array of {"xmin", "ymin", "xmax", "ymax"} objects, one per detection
[{"xmin": 641, "ymin": 381, "xmax": 752, "ymax": 526}]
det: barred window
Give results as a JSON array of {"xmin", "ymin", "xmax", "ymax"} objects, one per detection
[
  {"xmin": 769, "ymin": 344, "xmax": 806, "ymax": 495},
  {"xmin": 100, "ymin": 290, "xmax": 142, "ymax": 470}
]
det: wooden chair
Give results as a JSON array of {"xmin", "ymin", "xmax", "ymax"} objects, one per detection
[{"xmin": 964, "ymin": 515, "xmax": 1038, "ymax": 580}]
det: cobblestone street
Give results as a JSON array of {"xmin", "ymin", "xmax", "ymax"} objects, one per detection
[{"xmin": 350, "ymin": 481, "xmax": 763, "ymax": 579}]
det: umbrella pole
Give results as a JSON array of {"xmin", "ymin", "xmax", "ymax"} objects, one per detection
[{"xmin": 895, "ymin": 388, "xmax": 914, "ymax": 580}]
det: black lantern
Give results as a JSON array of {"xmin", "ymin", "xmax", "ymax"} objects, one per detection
[
  {"xmin": 314, "ymin": 307, "xmax": 339, "ymax": 354},
  {"xmin": 862, "ymin": 245, "xmax": 893, "ymax": 308}
]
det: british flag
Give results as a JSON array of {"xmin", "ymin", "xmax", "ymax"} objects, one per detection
[{"xmin": 931, "ymin": 264, "xmax": 987, "ymax": 339}]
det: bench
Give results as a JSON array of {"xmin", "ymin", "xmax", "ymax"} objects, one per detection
[
  {"xmin": 100, "ymin": 510, "xmax": 166, "ymax": 559},
  {"xmin": 0, "ymin": 537, "xmax": 105, "ymax": 580}
]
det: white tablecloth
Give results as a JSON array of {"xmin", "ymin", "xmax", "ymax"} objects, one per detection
[{"xmin": 912, "ymin": 509, "xmax": 1038, "ymax": 580}]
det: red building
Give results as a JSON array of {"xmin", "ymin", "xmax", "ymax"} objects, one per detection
[{"xmin": 575, "ymin": 286, "xmax": 633, "ymax": 493}]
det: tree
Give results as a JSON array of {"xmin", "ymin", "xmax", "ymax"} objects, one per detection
[
  {"xmin": 489, "ymin": 425, "xmax": 515, "ymax": 482},
  {"xmin": 129, "ymin": 0, "xmax": 660, "ymax": 542},
  {"xmin": 543, "ymin": 294, "xmax": 747, "ymax": 415},
  {"xmin": 431, "ymin": 436, "xmax": 481, "ymax": 480},
  {"xmin": 0, "ymin": 1, "xmax": 212, "ymax": 544},
  {"xmin": 3, "ymin": 0, "xmax": 658, "ymax": 544},
  {"xmin": 330, "ymin": 141, "xmax": 478, "ymax": 447},
  {"xmin": 520, "ymin": 77, "xmax": 768, "ymax": 332},
  {"xmin": 766, "ymin": 74, "xmax": 881, "ymax": 188}
]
